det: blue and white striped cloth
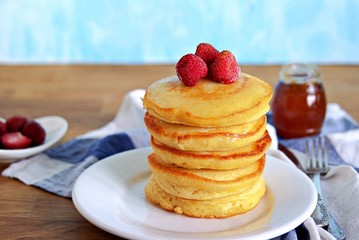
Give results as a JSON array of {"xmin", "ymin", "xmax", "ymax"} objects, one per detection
[
  {"xmin": 11, "ymin": 130, "xmax": 149, "ymax": 197},
  {"xmin": 3, "ymin": 89, "xmax": 359, "ymax": 240}
]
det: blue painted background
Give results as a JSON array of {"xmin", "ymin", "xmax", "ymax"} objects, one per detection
[{"xmin": 0, "ymin": 0, "xmax": 358, "ymax": 64}]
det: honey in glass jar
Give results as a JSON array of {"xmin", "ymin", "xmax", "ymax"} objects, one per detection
[{"xmin": 271, "ymin": 64, "xmax": 327, "ymax": 139}]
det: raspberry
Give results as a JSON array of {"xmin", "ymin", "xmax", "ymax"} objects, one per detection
[
  {"xmin": 22, "ymin": 120, "xmax": 46, "ymax": 146},
  {"xmin": 209, "ymin": 50, "xmax": 240, "ymax": 84},
  {"xmin": 176, "ymin": 54, "xmax": 208, "ymax": 86},
  {"xmin": 195, "ymin": 43, "xmax": 220, "ymax": 67},
  {"xmin": 6, "ymin": 116, "xmax": 29, "ymax": 132},
  {"xmin": 2, "ymin": 132, "xmax": 32, "ymax": 149}
]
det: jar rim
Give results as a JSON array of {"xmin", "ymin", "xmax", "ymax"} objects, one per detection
[{"xmin": 280, "ymin": 63, "xmax": 321, "ymax": 83}]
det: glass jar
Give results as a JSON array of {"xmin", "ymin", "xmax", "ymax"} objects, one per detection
[{"xmin": 271, "ymin": 63, "xmax": 327, "ymax": 139}]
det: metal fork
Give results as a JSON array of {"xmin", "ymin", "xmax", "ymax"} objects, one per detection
[
  {"xmin": 305, "ymin": 138, "xmax": 330, "ymax": 227},
  {"xmin": 305, "ymin": 138, "xmax": 346, "ymax": 239}
]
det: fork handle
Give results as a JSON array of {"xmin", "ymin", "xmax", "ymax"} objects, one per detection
[
  {"xmin": 327, "ymin": 212, "xmax": 346, "ymax": 240},
  {"xmin": 310, "ymin": 173, "xmax": 330, "ymax": 227}
]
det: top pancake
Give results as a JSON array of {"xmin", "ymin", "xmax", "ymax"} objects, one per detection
[{"xmin": 143, "ymin": 73, "xmax": 272, "ymax": 127}]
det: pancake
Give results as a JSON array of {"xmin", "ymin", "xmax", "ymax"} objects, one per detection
[
  {"xmin": 145, "ymin": 112, "xmax": 267, "ymax": 151},
  {"xmin": 151, "ymin": 131, "xmax": 271, "ymax": 170},
  {"xmin": 148, "ymin": 153, "xmax": 265, "ymax": 200},
  {"xmin": 145, "ymin": 174, "xmax": 266, "ymax": 218},
  {"xmin": 142, "ymin": 73, "xmax": 272, "ymax": 127}
]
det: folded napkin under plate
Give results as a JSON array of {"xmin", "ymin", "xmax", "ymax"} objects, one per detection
[{"xmin": 3, "ymin": 89, "xmax": 359, "ymax": 240}]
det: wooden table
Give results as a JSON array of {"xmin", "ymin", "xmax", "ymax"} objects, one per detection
[{"xmin": 0, "ymin": 65, "xmax": 358, "ymax": 239}]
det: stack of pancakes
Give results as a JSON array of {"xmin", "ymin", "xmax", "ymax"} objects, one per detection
[{"xmin": 143, "ymin": 73, "xmax": 272, "ymax": 218}]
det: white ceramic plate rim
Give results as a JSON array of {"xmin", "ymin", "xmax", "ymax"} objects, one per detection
[
  {"xmin": 0, "ymin": 115, "xmax": 68, "ymax": 162},
  {"xmin": 72, "ymin": 147, "xmax": 317, "ymax": 240}
]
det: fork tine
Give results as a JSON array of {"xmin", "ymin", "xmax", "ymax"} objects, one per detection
[
  {"xmin": 312, "ymin": 138, "xmax": 317, "ymax": 168},
  {"xmin": 317, "ymin": 138, "xmax": 323, "ymax": 168},
  {"xmin": 324, "ymin": 138, "xmax": 329, "ymax": 170},
  {"xmin": 305, "ymin": 139, "xmax": 311, "ymax": 169}
]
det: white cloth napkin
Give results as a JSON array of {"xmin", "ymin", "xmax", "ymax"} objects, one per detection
[
  {"xmin": 80, "ymin": 89, "xmax": 147, "ymax": 139},
  {"xmin": 327, "ymin": 129, "xmax": 359, "ymax": 168}
]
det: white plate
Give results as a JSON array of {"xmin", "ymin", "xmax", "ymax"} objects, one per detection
[
  {"xmin": 72, "ymin": 147, "xmax": 316, "ymax": 240},
  {"xmin": 0, "ymin": 116, "xmax": 68, "ymax": 163}
]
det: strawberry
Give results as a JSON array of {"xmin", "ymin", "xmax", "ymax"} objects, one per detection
[
  {"xmin": 195, "ymin": 43, "xmax": 220, "ymax": 67},
  {"xmin": 2, "ymin": 132, "xmax": 32, "ymax": 149},
  {"xmin": 176, "ymin": 54, "xmax": 208, "ymax": 86},
  {"xmin": 209, "ymin": 50, "xmax": 240, "ymax": 84},
  {"xmin": 22, "ymin": 120, "xmax": 46, "ymax": 146},
  {"xmin": 6, "ymin": 116, "xmax": 29, "ymax": 132},
  {"xmin": 0, "ymin": 121, "xmax": 6, "ymax": 136},
  {"xmin": 0, "ymin": 121, "xmax": 6, "ymax": 148}
]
